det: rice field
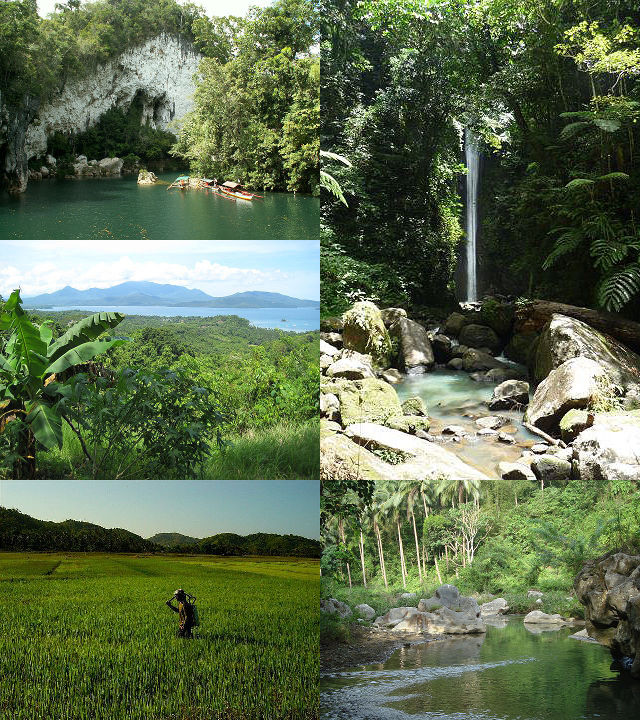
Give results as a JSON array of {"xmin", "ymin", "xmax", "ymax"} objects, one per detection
[{"xmin": 0, "ymin": 553, "xmax": 319, "ymax": 720}]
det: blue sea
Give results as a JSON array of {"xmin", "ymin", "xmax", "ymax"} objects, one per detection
[{"xmin": 41, "ymin": 305, "xmax": 319, "ymax": 331}]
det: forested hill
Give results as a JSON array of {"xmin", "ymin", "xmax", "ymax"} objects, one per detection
[{"xmin": 0, "ymin": 509, "xmax": 321, "ymax": 557}]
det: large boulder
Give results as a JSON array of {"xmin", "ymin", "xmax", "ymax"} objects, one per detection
[
  {"xmin": 380, "ymin": 307, "xmax": 407, "ymax": 327},
  {"xmin": 320, "ymin": 339, "xmax": 340, "ymax": 357},
  {"xmin": 342, "ymin": 302, "xmax": 392, "ymax": 367},
  {"xmin": 443, "ymin": 312, "xmax": 468, "ymax": 337},
  {"xmin": 462, "ymin": 349, "xmax": 508, "ymax": 372},
  {"xmin": 336, "ymin": 378, "xmax": 403, "ymax": 426},
  {"xmin": 575, "ymin": 552, "xmax": 640, "ymax": 676},
  {"xmin": 375, "ymin": 606, "xmax": 419, "ymax": 628},
  {"xmin": 572, "ymin": 414, "xmax": 640, "ymax": 481},
  {"xmin": 498, "ymin": 462, "xmax": 536, "ymax": 481},
  {"xmin": 377, "ymin": 605, "xmax": 485, "ymax": 635},
  {"xmin": 321, "ymin": 598, "xmax": 352, "ymax": 618},
  {"xmin": 459, "ymin": 324, "xmax": 502, "ymax": 354},
  {"xmin": 489, "ymin": 380, "xmax": 530, "ymax": 410},
  {"xmin": 559, "ymin": 408, "xmax": 594, "ymax": 442},
  {"xmin": 401, "ymin": 396, "xmax": 428, "ymax": 417},
  {"xmin": 137, "ymin": 169, "xmax": 158, "ymax": 184},
  {"xmin": 530, "ymin": 314, "xmax": 640, "ymax": 405},
  {"xmin": 530, "ymin": 454, "xmax": 571, "ymax": 485},
  {"xmin": 321, "ymin": 424, "xmax": 404, "ymax": 481},
  {"xmin": 523, "ymin": 611, "xmax": 569, "ymax": 625},
  {"xmin": 326, "ymin": 350, "xmax": 375, "ymax": 380},
  {"xmin": 98, "ymin": 156, "xmax": 123, "ymax": 175},
  {"xmin": 524, "ymin": 357, "xmax": 606, "ymax": 433},
  {"xmin": 320, "ymin": 393, "xmax": 340, "ymax": 422},
  {"xmin": 355, "ymin": 603, "xmax": 376, "ymax": 620},
  {"xmin": 480, "ymin": 301, "xmax": 515, "ymax": 339},
  {"xmin": 480, "ymin": 598, "xmax": 509, "ymax": 616},
  {"xmin": 419, "ymin": 585, "xmax": 479, "ymax": 617},
  {"xmin": 389, "ymin": 317, "xmax": 435, "ymax": 373},
  {"xmin": 432, "ymin": 333, "xmax": 453, "ymax": 363}
]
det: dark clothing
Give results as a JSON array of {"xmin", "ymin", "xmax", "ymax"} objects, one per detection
[{"xmin": 168, "ymin": 599, "xmax": 195, "ymax": 638}]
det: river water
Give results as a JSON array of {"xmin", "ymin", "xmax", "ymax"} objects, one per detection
[
  {"xmin": 37, "ymin": 305, "xmax": 320, "ymax": 331},
  {"xmin": 395, "ymin": 368, "xmax": 539, "ymax": 476},
  {"xmin": 321, "ymin": 619, "xmax": 640, "ymax": 719},
  {"xmin": 0, "ymin": 172, "xmax": 319, "ymax": 239}
]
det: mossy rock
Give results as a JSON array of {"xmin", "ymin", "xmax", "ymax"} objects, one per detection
[
  {"xmin": 401, "ymin": 396, "xmax": 428, "ymax": 417},
  {"xmin": 505, "ymin": 331, "xmax": 539, "ymax": 366},
  {"xmin": 385, "ymin": 414, "xmax": 431, "ymax": 433},
  {"xmin": 480, "ymin": 299, "xmax": 515, "ymax": 338},
  {"xmin": 342, "ymin": 301, "xmax": 392, "ymax": 368},
  {"xmin": 321, "ymin": 316, "xmax": 343, "ymax": 332},
  {"xmin": 336, "ymin": 377, "xmax": 402, "ymax": 426},
  {"xmin": 559, "ymin": 408, "xmax": 593, "ymax": 442}
]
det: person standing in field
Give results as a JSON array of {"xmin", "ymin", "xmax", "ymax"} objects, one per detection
[{"xmin": 166, "ymin": 589, "xmax": 197, "ymax": 638}]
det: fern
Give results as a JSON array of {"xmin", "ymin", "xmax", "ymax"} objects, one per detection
[
  {"xmin": 320, "ymin": 170, "xmax": 348, "ymax": 206},
  {"xmin": 593, "ymin": 118, "xmax": 621, "ymax": 132},
  {"xmin": 560, "ymin": 121, "xmax": 590, "ymax": 140},
  {"xmin": 596, "ymin": 172, "xmax": 629, "ymax": 182},
  {"xmin": 565, "ymin": 177, "xmax": 595, "ymax": 190},
  {"xmin": 543, "ymin": 228, "xmax": 585, "ymax": 269},
  {"xmin": 590, "ymin": 237, "xmax": 629, "ymax": 271},
  {"xmin": 597, "ymin": 264, "xmax": 640, "ymax": 311}
]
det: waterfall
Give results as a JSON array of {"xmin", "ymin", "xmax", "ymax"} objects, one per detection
[{"xmin": 465, "ymin": 128, "xmax": 480, "ymax": 302}]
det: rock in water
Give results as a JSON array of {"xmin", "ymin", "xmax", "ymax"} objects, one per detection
[
  {"xmin": 137, "ymin": 169, "xmax": 158, "ymax": 184},
  {"xmin": 575, "ymin": 552, "xmax": 640, "ymax": 676},
  {"xmin": 462, "ymin": 349, "xmax": 508, "ymax": 372},
  {"xmin": 336, "ymin": 378, "xmax": 403, "ymax": 426},
  {"xmin": 530, "ymin": 454, "xmax": 571, "ymax": 485},
  {"xmin": 342, "ymin": 302, "xmax": 392, "ymax": 367},
  {"xmin": 480, "ymin": 598, "xmax": 509, "ymax": 616},
  {"xmin": 523, "ymin": 611, "xmax": 569, "ymax": 625},
  {"xmin": 531, "ymin": 313, "xmax": 640, "ymax": 405},
  {"xmin": 524, "ymin": 357, "xmax": 606, "ymax": 433},
  {"xmin": 443, "ymin": 312, "xmax": 468, "ymax": 337},
  {"xmin": 401, "ymin": 396, "xmax": 428, "ymax": 417},
  {"xmin": 459, "ymin": 324, "xmax": 502, "ymax": 354},
  {"xmin": 432, "ymin": 333, "xmax": 453, "ymax": 363},
  {"xmin": 489, "ymin": 380, "xmax": 530, "ymax": 410},
  {"xmin": 389, "ymin": 317, "xmax": 435, "ymax": 373}
]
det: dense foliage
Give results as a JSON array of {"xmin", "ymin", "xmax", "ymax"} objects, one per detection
[
  {"xmin": 1, "ymin": 306, "xmax": 319, "ymax": 479},
  {"xmin": 0, "ymin": 508, "xmax": 321, "ymax": 557},
  {"xmin": 321, "ymin": 0, "xmax": 640, "ymax": 315},
  {"xmin": 173, "ymin": 0, "xmax": 320, "ymax": 193},
  {"xmin": 322, "ymin": 471, "xmax": 640, "ymax": 615}
]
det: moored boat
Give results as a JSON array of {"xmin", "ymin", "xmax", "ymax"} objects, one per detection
[
  {"xmin": 218, "ymin": 181, "xmax": 262, "ymax": 200},
  {"xmin": 167, "ymin": 175, "xmax": 190, "ymax": 190}
]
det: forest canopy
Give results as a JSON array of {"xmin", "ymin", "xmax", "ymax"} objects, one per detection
[{"xmin": 321, "ymin": 0, "xmax": 640, "ymax": 315}]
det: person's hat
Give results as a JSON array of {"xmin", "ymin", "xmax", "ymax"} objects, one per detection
[{"xmin": 174, "ymin": 588, "xmax": 185, "ymax": 597}]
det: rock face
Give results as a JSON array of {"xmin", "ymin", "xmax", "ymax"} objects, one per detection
[
  {"xmin": 342, "ymin": 302, "xmax": 392, "ymax": 367},
  {"xmin": 524, "ymin": 357, "xmax": 606, "ymax": 433},
  {"xmin": 137, "ymin": 169, "xmax": 158, "ymax": 184},
  {"xmin": 389, "ymin": 317, "xmax": 435, "ymax": 373},
  {"xmin": 489, "ymin": 380, "xmax": 530, "ymax": 410},
  {"xmin": 3, "ymin": 35, "xmax": 201, "ymax": 194},
  {"xmin": 531, "ymin": 314, "xmax": 640, "ymax": 405},
  {"xmin": 575, "ymin": 552, "xmax": 640, "ymax": 676},
  {"xmin": 459, "ymin": 324, "xmax": 502, "ymax": 354}
]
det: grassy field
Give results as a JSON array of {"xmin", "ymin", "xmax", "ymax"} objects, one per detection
[{"xmin": 0, "ymin": 553, "xmax": 319, "ymax": 720}]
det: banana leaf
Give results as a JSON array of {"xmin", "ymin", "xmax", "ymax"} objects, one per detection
[
  {"xmin": 47, "ymin": 338, "xmax": 129, "ymax": 374},
  {"xmin": 48, "ymin": 312, "xmax": 126, "ymax": 362}
]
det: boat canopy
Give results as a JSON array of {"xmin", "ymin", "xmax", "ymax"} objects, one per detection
[
  {"xmin": 175, "ymin": 175, "xmax": 190, "ymax": 181},
  {"xmin": 222, "ymin": 181, "xmax": 241, "ymax": 188}
]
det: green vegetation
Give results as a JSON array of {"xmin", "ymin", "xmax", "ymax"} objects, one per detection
[
  {"xmin": 321, "ymin": 0, "xmax": 640, "ymax": 315},
  {"xmin": 1, "ymin": 303, "xmax": 319, "ymax": 480},
  {"xmin": 321, "ymin": 472, "xmax": 640, "ymax": 618},
  {"xmin": 0, "ymin": 552, "xmax": 319, "ymax": 720},
  {"xmin": 0, "ymin": 507, "xmax": 322, "ymax": 557},
  {"xmin": 173, "ymin": 0, "xmax": 319, "ymax": 193}
]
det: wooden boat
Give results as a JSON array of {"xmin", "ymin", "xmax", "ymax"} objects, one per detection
[
  {"xmin": 218, "ymin": 181, "xmax": 262, "ymax": 200},
  {"xmin": 167, "ymin": 175, "xmax": 190, "ymax": 190}
]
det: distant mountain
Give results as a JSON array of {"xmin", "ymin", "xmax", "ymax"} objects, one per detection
[
  {"xmin": 0, "ymin": 508, "xmax": 321, "ymax": 557},
  {"xmin": 148, "ymin": 532, "xmax": 200, "ymax": 547},
  {"xmin": 23, "ymin": 282, "xmax": 319, "ymax": 309}
]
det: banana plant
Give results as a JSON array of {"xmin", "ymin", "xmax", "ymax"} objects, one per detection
[{"xmin": 0, "ymin": 289, "xmax": 128, "ymax": 478}]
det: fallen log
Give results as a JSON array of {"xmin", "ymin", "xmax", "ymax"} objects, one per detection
[
  {"xmin": 515, "ymin": 300, "xmax": 640, "ymax": 354},
  {"xmin": 523, "ymin": 421, "xmax": 567, "ymax": 448}
]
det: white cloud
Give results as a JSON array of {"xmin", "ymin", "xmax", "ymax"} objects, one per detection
[{"xmin": 0, "ymin": 258, "xmax": 292, "ymax": 299}]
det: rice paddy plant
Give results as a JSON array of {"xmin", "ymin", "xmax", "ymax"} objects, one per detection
[{"xmin": 0, "ymin": 553, "xmax": 319, "ymax": 720}]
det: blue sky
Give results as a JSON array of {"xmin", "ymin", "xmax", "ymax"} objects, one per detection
[
  {"xmin": 0, "ymin": 480, "xmax": 319, "ymax": 539},
  {"xmin": 38, "ymin": 1, "xmax": 274, "ymax": 19},
  {"xmin": 0, "ymin": 240, "xmax": 319, "ymax": 300}
]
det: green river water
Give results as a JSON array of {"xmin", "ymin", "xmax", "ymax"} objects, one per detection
[
  {"xmin": 0, "ymin": 172, "xmax": 319, "ymax": 239},
  {"xmin": 321, "ymin": 618, "xmax": 640, "ymax": 719}
]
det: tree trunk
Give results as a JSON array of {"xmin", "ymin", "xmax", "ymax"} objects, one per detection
[
  {"xmin": 515, "ymin": 299, "xmax": 640, "ymax": 354},
  {"xmin": 359, "ymin": 530, "xmax": 367, "ymax": 588},
  {"xmin": 338, "ymin": 518, "xmax": 352, "ymax": 588},
  {"xmin": 374, "ymin": 521, "xmax": 388, "ymax": 589},
  {"xmin": 411, "ymin": 512, "xmax": 422, "ymax": 583},
  {"xmin": 13, "ymin": 424, "xmax": 36, "ymax": 479},
  {"xmin": 435, "ymin": 554, "xmax": 443, "ymax": 584},
  {"xmin": 397, "ymin": 520, "xmax": 407, "ymax": 588}
]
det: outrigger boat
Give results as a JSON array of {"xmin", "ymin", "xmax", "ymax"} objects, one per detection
[
  {"xmin": 218, "ymin": 181, "xmax": 262, "ymax": 201},
  {"xmin": 167, "ymin": 175, "xmax": 190, "ymax": 190}
]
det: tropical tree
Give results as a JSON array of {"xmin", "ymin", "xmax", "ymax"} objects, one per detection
[{"xmin": 0, "ymin": 289, "xmax": 127, "ymax": 477}]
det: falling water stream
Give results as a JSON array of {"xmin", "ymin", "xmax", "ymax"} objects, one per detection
[{"xmin": 465, "ymin": 129, "xmax": 480, "ymax": 302}]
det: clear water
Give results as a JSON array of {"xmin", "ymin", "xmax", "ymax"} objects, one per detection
[
  {"xmin": 395, "ymin": 368, "xmax": 538, "ymax": 476},
  {"xmin": 321, "ymin": 618, "xmax": 640, "ymax": 719},
  {"xmin": 0, "ymin": 172, "xmax": 319, "ymax": 239},
  {"xmin": 38, "ymin": 305, "xmax": 320, "ymax": 330}
]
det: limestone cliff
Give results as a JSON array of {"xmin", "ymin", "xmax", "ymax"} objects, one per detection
[{"xmin": 1, "ymin": 34, "xmax": 201, "ymax": 194}]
